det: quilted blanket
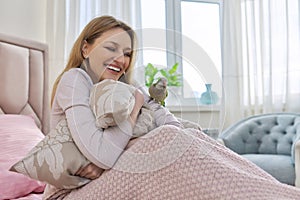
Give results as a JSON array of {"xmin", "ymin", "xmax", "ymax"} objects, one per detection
[{"xmin": 44, "ymin": 125, "xmax": 300, "ymax": 200}]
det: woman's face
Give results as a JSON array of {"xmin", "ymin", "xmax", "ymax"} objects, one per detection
[{"xmin": 82, "ymin": 28, "xmax": 132, "ymax": 82}]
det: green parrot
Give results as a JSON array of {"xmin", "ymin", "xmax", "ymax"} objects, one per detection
[{"xmin": 148, "ymin": 77, "xmax": 168, "ymax": 107}]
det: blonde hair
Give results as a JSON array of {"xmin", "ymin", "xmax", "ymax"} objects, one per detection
[{"xmin": 51, "ymin": 15, "xmax": 137, "ymax": 106}]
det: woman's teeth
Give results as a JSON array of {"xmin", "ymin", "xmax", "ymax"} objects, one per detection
[{"xmin": 107, "ymin": 65, "xmax": 121, "ymax": 72}]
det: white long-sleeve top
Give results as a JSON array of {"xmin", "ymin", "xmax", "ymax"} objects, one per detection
[{"xmin": 50, "ymin": 68, "xmax": 133, "ymax": 169}]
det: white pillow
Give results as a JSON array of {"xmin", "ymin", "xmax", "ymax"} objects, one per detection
[
  {"xmin": 89, "ymin": 79, "xmax": 156, "ymax": 137},
  {"xmin": 89, "ymin": 79, "xmax": 136, "ymax": 129}
]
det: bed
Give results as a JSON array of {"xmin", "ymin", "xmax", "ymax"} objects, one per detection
[{"xmin": 0, "ymin": 33, "xmax": 49, "ymax": 200}]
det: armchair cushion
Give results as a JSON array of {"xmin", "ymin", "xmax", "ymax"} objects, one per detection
[{"xmin": 242, "ymin": 154, "xmax": 295, "ymax": 185}]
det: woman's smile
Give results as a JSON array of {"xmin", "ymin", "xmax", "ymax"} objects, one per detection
[{"xmin": 105, "ymin": 63, "xmax": 122, "ymax": 72}]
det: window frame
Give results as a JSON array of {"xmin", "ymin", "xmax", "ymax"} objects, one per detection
[
  {"xmin": 165, "ymin": 0, "xmax": 223, "ymax": 105},
  {"xmin": 140, "ymin": 0, "xmax": 223, "ymax": 106}
]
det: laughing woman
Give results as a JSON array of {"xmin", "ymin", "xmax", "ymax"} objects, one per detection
[{"xmin": 44, "ymin": 15, "xmax": 300, "ymax": 199}]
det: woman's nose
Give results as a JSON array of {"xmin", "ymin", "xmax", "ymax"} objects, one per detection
[{"xmin": 114, "ymin": 52, "xmax": 125, "ymax": 64}]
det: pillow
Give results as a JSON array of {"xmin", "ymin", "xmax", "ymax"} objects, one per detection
[
  {"xmin": 10, "ymin": 118, "xmax": 91, "ymax": 189},
  {"xmin": 0, "ymin": 114, "xmax": 46, "ymax": 199},
  {"xmin": 89, "ymin": 79, "xmax": 136, "ymax": 128},
  {"xmin": 90, "ymin": 79, "xmax": 156, "ymax": 137},
  {"xmin": 10, "ymin": 80, "xmax": 156, "ymax": 190},
  {"xmin": 0, "ymin": 169, "xmax": 45, "ymax": 199},
  {"xmin": 133, "ymin": 107, "xmax": 156, "ymax": 137}
]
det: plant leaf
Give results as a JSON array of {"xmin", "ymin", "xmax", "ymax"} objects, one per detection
[
  {"xmin": 169, "ymin": 63, "xmax": 179, "ymax": 74},
  {"xmin": 145, "ymin": 63, "xmax": 158, "ymax": 87},
  {"xmin": 160, "ymin": 69, "xmax": 168, "ymax": 78}
]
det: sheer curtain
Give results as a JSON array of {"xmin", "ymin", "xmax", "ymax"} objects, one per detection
[
  {"xmin": 46, "ymin": 0, "xmax": 141, "ymax": 96},
  {"xmin": 222, "ymin": 0, "xmax": 300, "ymax": 129}
]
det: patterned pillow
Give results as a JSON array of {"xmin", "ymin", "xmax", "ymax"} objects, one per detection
[
  {"xmin": 89, "ymin": 79, "xmax": 136, "ymax": 129},
  {"xmin": 10, "ymin": 119, "xmax": 91, "ymax": 189},
  {"xmin": 90, "ymin": 79, "xmax": 156, "ymax": 137}
]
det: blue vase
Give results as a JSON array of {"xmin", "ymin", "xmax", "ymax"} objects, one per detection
[{"xmin": 200, "ymin": 84, "xmax": 219, "ymax": 105}]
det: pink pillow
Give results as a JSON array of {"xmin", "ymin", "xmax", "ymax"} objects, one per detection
[
  {"xmin": 0, "ymin": 169, "xmax": 45, "ymax": 199},
  {"xmin": 0, "ymin": 114, "xmax": 46, "ymax": 199}
]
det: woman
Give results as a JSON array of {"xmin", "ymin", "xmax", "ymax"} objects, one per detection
[
  {"xmin": 45, "ymin": 15, "xmax": 300, "ymax": 199},
  {"xmin": 44, "ymin": 15, "xmax": 181, "ymax": 198}
]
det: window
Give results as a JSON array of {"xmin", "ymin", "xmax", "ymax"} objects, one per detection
[
  {"xmin": 140, "ymin": 0, "xmax": 167, "ymax": 68},
  {"xmin": 140, "ymin": 0, "xmax": 223, "ymax": 105}
]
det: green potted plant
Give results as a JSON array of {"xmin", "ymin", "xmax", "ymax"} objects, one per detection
[{"xmin": 145, "ymin": 63, "xmax": 182, "ymax": 87}]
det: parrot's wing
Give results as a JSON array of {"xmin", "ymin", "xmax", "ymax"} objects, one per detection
[
  {"xmin": 162, "ymin": 89, "xmax": 168, "ymax": 107},
  {"xmin": 148, "ymin": 85, "xmax": 154, "ymax": 98}
]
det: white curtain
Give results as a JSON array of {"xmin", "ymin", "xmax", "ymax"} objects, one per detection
[
  {"xmin": 46, "ymin": 0, "xmax": 141, "ymax": 96},
  {"xmin": 222, "ymin": 0, "xmax": 300, "ymax": 129}
]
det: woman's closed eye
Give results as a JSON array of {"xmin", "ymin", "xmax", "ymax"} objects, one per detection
[
  {"xmin": 105, "ymin": 46, "xmax": 116, "ymax": 52},
  {"xmin": 124, "ymin": 51, "xmax": 132, "ymax": 57},
  {"xmin": 105, "ymin": 46, "xmax": 131, "ymax": 57}
]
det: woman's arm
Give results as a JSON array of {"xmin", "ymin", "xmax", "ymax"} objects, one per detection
[
  {"xmin": 148, "ymin": 99, "xmax": 183, "ymax": 128},
  {"xmin": 134, "ymin": 83, "xmax": 183, "ymax": 128},
  {"xmin": 56, "ymin": 68, "xmax": 134, "ymax": 169}
]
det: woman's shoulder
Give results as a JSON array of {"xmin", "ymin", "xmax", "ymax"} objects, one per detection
[{"xmin": 61, "ymin": 68, "xmax": 93, "ymax": 85}]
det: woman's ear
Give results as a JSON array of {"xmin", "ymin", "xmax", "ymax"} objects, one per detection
[{"xmin": 82, "ymin": 40, "xmax": 89, "ymax": 58}]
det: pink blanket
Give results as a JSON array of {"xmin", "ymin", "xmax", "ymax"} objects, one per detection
[{"xmin": 44, "ymin": 125, "xmax": 300, "ymax": 199}]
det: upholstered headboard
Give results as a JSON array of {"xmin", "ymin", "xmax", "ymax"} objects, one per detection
[{"xmin": 0, "ymin": 33, "xmax": 50, "ymax": 134}]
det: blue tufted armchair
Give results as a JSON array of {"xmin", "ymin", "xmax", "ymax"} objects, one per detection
[{"xmin": 218, "ymin": 113, "xmax": 300, "ymax": 186}]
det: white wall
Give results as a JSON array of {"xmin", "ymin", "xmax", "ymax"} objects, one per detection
[{"xmin": 0, "ymin": 0, "xmax": 46, "ymax": 43}]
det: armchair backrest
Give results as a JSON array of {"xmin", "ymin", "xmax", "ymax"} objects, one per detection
[{"xmin": 220, "ymin": 113, "xmax": 300, "ymax": 155}]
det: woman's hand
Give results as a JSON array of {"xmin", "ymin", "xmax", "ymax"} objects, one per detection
[
  {"xmin": 129, "ymin": 89, "xmax": 144, "ymax": 127},
  {"xmin": 75, "ymin": 163, "xmax": 104, "ymax": 180}
]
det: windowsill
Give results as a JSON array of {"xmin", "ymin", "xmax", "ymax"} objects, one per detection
[
  {"xmin": 166, "ymin": 102, "xmax": 221, "ymax": 130},
  {"xmin": 166, "ymin": 104, "xmax": 221, "ymax": 112},
  {"xmin": 165, "ymin": 96, "xmax": 221, "ymax": 112}
]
